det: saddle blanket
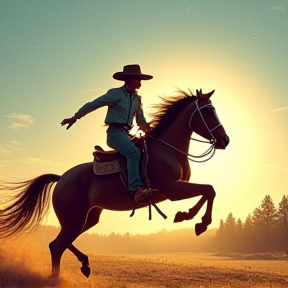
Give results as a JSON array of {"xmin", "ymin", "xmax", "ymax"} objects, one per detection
[{"xmin": 93, "ymin": 159, "xmax": 123, "ymax": 175}]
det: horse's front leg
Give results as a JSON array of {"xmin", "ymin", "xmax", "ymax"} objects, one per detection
[
  {"xmin": 174, "ymin": 195, "xmax": 206, "ymax": 223},
  {"xmin": 161, "ymin": 180, "xmax": 216, "ymax": 236}
]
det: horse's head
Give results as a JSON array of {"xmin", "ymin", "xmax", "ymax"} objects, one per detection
[{"xmin": 189, "ymin": 89, "xmax": 229, "ymax": 149}]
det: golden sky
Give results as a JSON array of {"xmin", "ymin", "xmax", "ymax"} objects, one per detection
[{"xmin": 0, "ymin": 1, "xmax": 287, "ymax": 235}]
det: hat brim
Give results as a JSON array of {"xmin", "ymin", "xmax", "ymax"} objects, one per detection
[{"xmin": 113, "ymin": 72, "xmax": 153, "ymax": 81}]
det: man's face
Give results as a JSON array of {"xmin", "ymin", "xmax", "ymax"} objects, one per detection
[{"xmin": 126, "ymin": 76, "xmax": 141, "ymax": 91}]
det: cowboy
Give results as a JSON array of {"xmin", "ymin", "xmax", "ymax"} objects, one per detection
[{"xmin": 61, "ymin": 64, "xmax": 155, "ymax": 203}]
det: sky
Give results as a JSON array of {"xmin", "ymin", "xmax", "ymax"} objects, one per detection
[{"xmin": 0, "ymin": 1, "xmax": 288, "ymax": 236}]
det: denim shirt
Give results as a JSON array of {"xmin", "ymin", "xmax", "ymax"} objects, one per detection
[{"xmin": 74, "ymin": 85, "xmax": 147, "ymax": 126}]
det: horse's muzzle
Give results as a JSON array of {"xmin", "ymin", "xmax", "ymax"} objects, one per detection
[{"xmin": 215, "ymin": 135, "xmax": 230, "ymax": 149}]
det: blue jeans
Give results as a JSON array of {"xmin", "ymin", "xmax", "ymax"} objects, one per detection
[{"xmin": 107, "ymin": 127, "xmax": 142, "ymax": 191}]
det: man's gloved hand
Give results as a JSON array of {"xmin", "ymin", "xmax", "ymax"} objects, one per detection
[
  {"xmin": 61, "ymin": 117, "xmax": 76, "ymax": 130},
  {"xmin": 139, "ymin": 122, "xmax": 151, "ymax": 133}
]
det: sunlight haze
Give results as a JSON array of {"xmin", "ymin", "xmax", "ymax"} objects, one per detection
[{"xmin": 0, "ymin": 1, "xmax": 287, "ymax": 235}]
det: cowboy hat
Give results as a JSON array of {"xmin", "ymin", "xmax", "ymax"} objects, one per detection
[{"xmin": 113, "ymin": 64, "xmax": 153, "ymax": 81}]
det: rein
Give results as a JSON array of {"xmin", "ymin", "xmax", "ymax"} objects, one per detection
[
  {"xmin": 153, "ymin": 137, "xmax": 216, "ymax": 163},
  {"xmin": 153, "ymin": 100, "xmax": 221, "ymax": 163}
]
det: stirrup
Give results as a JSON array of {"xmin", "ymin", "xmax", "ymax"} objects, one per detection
[
  {"xmin": 134, "ymin": 187, "xmax": 154, "ymax": 203},
  {"xmin": 130, "ymin": 196, "xmax": 167, "ymax": 220}
]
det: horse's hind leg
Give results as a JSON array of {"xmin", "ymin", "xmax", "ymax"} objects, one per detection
[
  {"xmin": 68, "ymin": 207, "xmax": 103, "ymax": 278},
  {"xmin": 49, "ymin": 213, "xmax": 87, "ymax": 278},
  {"xmin": 68, "ymin": 245, "xmax": 90, "ymax": 278}
]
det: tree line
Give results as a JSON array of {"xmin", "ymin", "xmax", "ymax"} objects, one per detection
[
  {"xmin": 214, "ymin": 194, "xmax": 288, "ymax": 253},
  {"xmin": 1, "ymin": 194, "xmax": 287, "ymax": 255}
]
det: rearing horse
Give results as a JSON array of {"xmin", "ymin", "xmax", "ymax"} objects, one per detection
[{"xmin": 0, "ymin": 89, "xmax": 229, "ymax": 278}]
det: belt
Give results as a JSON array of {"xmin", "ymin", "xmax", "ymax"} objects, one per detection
[{"xmin": 108, "ymin": 123, "xmax": 133, "ymax": 131}]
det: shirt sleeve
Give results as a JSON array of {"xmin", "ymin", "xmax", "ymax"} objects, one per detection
[{"xmin": 74, "ymin": 89, "xmax": 121, "ymax": 119}]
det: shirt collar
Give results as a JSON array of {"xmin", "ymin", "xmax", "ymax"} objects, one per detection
[{"xmin": 122, "ymin": 85, "xmax": 137, "ymax": 96}]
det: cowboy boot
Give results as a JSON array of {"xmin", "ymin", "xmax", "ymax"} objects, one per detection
[{"xmin": 134, "ymin": 187, "xmax": 153, "ymax": 203}]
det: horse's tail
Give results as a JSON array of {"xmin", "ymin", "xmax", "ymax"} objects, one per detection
[{"xmin": 0, "ymin": 174, "xmax": 60, "ymax": 238}]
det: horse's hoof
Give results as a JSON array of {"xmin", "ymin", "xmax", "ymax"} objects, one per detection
[
  {"xmin": 50, "ymin": 268, "xmax": 60, "ymax": 279},
  {"xmin": 173, "ymin": 212, "xmax": 187, "ymax": 223},
  {"xmin": 81, "ymin": 266, "xmax": 91, "ymax": 278},
  {"xmin": 195, "ymin": 223, "xmax": 207, "ymax": 236},
  {"xmin": 49, "ymin": 273, "xmax": 59, "ymax": 280}
]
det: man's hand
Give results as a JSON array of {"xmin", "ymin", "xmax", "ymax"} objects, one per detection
[
  {"xmin": 139, "ymin": 122, "xmax": 151, "ymax": 133},
  {"xmin": 61, "ymin": 117, "xmax": 76, "ymax": 130}
]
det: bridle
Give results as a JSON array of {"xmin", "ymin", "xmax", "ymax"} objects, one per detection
[
  {"xmin": 189, "ymin": 100, "xmax": 222, "ymax": 141},
  {"xmin": 153, "ymin": 100, "xmax": 222, "ymax": 163}
]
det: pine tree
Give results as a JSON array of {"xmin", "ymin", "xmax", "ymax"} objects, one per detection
[
  {"xmin": 224, "ymin": 212, "xmax": 236, "ymax": 252},
  {"xmin": 252, "ymin": 195, "xmax": 277, "ymax": 251},
  {"xmin": 242, "ymin": 214, "xmax": 255, "ymax": 253},
  {"xmin": 276, "ymin": 195, "xmax": 288, "ymax": 251},
  {"xmin": 235, "ymin": 218, "xmax": 243, "ymax": 252},
  {"xmin": 214, "ymin": 219, "xmax": 225, "ymax": 252}
]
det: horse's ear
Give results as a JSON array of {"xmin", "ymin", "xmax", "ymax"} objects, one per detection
[
  {"xmin": 196, "ymin": 89, "xmax": 215, "ymax": 100},
  {"xmin": 196, "ymin": 89, "xmax": 202, "ymax": 98},
  {"xmin": 207, "ymin": 90, "xmax": 215, "ymax": 98}
]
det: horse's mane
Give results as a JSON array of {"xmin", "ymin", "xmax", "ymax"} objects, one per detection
[{"xmin": 149, "ymin": 89, "xmax": 197, "ymax": 137}]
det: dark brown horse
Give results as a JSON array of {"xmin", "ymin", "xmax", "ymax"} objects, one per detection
[{"xmin": 0, "ymin": 89, "xmax": 229, "ymax": 278}]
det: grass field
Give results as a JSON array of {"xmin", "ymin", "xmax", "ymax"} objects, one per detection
[{"xmin": 0, "ymin": 244, "xmax": 287, "ymax": 288}]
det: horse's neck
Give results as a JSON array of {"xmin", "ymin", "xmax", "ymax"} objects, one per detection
[{"xmin": 157, "ymin": 102, "xmax": 195, "ymax": 153}]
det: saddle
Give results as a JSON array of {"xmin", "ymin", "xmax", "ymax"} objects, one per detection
[
  {"xmin": 93, "ymin": 146, "xmax": 124, "ymax": 175},
  {"xmin": 93, "ymin": 137, "xmax": 167, "ymax": 220},
  {"xmin": 92, "ymin": 137, "xmax": 149, "ymax": 189}
]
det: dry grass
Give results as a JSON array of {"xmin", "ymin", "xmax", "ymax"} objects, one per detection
[{"xmin": 0, "ymin": 237, "xmax": 287, "ymax": 288}]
